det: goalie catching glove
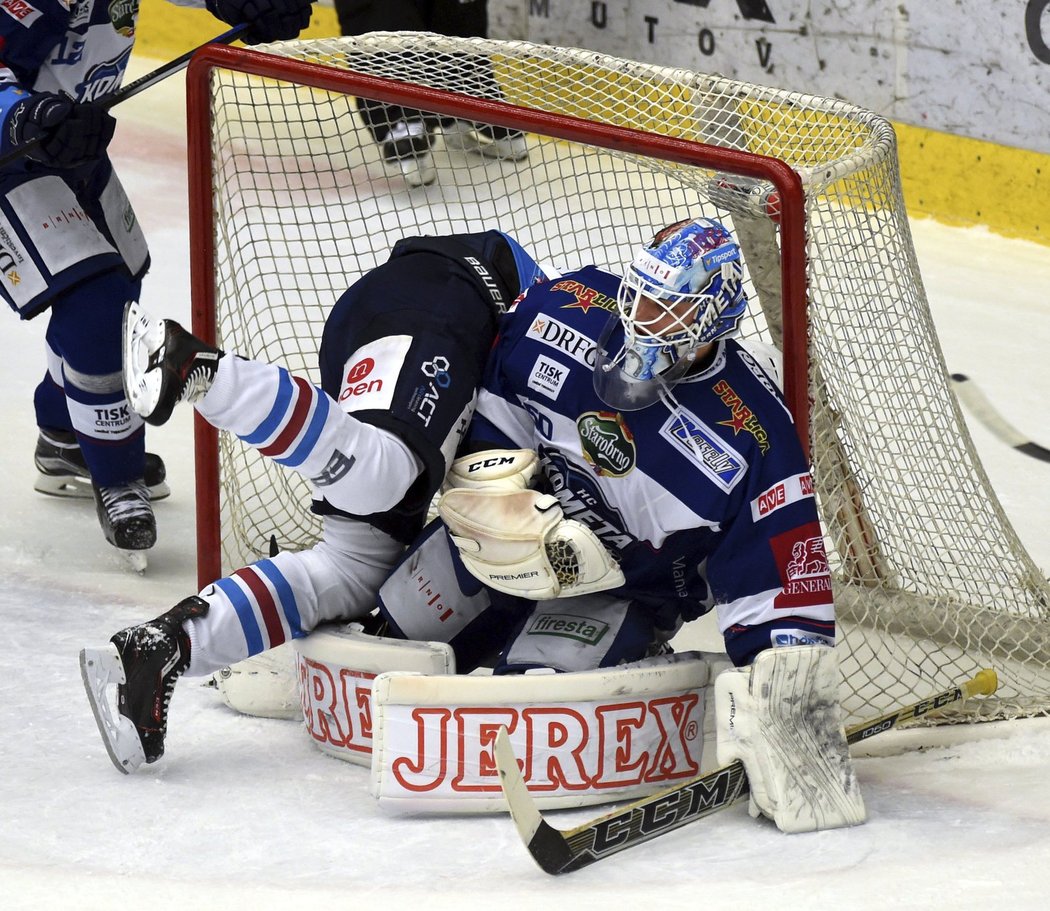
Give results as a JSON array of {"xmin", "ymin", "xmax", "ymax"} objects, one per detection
[
  {"xmin": 438, "ymin": 486, "xmax": 624, "ymax": 600},
  {"xmin": 425, "ymin": 448, "xmax": 539, "ymax": 524},
  {"xmin": 715, "ymin": 644, "xmax": 866, "ymax": 833}
]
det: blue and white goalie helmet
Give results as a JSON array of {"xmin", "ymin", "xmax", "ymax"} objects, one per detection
[{"xmin": 594, "ymin": 216, "xmax": 748, "ymax": 410}]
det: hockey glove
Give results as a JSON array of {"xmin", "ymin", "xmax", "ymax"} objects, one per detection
[
  {"xmin": 425, "ymin": 449, "xmax": 539, "ymax": 524},
  {"xmin": 207, "ymin": 0, "xmax": 313, "ymax": 44},
  {"xmin": 5, "ymin": 93, "xmax": 115, "ymax": 169},
  {"xmin": 438, "ymin": 487, "xmax": 624, "ymax": 600}
]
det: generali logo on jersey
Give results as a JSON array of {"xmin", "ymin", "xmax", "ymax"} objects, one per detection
[{"xmin": 769, "ymin": 521, "xmax": 832, "ymax": 610}]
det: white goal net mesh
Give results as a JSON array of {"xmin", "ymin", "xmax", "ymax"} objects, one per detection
[{"xmin": 190, "ymin": 32, "xmax": 1050, "ymax": 724}]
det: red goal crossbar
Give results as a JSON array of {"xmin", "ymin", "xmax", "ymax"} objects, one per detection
[{"xmin": 184, "ymin": 43, "xmax": 807, "ymax": 587}]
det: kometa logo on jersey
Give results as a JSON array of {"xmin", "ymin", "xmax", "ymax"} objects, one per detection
[
  {"xmin": 577, "ymin": 411, "xmax": 636, "ymax": 477},
  {"xmin": 660, "ymin": 408, "xmax": 746, "ymax": 492},
  {"xmin": 76, "ymin": 49, "xmax": 133, "ymax": 102}
]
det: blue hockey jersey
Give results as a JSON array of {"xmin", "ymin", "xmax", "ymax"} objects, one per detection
[
  {"xmin": 469, "ymin": 265, "xmax": 836, "ymax": 665},
  {"xmin": 0, "ymin": 0, "xmax": 216, "ymax": 97}
]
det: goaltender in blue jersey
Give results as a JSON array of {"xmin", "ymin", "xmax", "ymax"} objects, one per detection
[
  {"xmin": 377, "ymin": 219, "xmax": 835, "ymax": 673},
  {"xmin": 81, "ymin": 218, "xmax": 864, "ymax": 834}
]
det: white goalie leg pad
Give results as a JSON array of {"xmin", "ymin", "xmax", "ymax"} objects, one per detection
[
  {"xmin": 294, "ymin": 623, "xmax": 455, "ymax": 766},
  {"xmin": 715, "ymin": 645, "xmax": 866, "ymax": 833},
  {"xmin": 438, "ymin": 487, "xmax": 624, "ymax": 599},
  {"xmin": 372, "ymin": 650, "xmax": 727, "ymax": 813},
  {"xmin": 206, "ymin": 642, "xmax": 302, "ymax": 720}
]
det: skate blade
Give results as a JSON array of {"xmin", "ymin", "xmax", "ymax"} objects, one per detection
[
  {"xmin": 34, "ymin": 473, "xmax": 93, "ymax": 498},
  {"xmin": 34, "ymin": 471, "xmax": 171, "ymax": 501},
  {"xmin": 79, "ymin": 645, "xmax": 148, "ymax": 774},
  {"xmin": 120, "ymin": 549, "xmax": 149, "ymax": 574}
]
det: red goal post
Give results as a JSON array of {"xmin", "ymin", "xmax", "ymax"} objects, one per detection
[{"xmin": 184, "ymin": 33, "xmax": 1050, "ymax": 725}]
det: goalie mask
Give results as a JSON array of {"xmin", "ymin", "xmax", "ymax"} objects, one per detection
[{"xmin": 594, "ymin": 217, "xmax": 748, "ymax": 410}]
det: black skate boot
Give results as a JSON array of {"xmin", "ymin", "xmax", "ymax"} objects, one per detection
[
  {"xmin": 93, "ymin": 479, "xmax": 156, "ymax": 571},
  {"xmin": 123, "ymin": 301, "xmax": 224, "ymax": 427},
  {"xmin": 80, "ymin": 596, "xmax": 209, "ymax": 773},
  {"xmin": 381, "ymin": 119, "xmax": 436, "ymax": 187},
  {"xmin": 33, "ymin": 427, "xmax": 170, "ymax": 500}
]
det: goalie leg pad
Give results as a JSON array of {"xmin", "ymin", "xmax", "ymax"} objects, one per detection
[{"xmin": 715, "ymin": 645, "xmax": 866, "ymax": 833}]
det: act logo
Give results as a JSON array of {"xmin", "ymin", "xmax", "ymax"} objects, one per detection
[{"xmin": 411, "ymin": 355, "xmax": 452, "ymax": 426}]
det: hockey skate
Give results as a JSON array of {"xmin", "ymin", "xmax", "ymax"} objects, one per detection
[
  {"xmin": 80, "ymin": 596, "xmax": 208, "ymax": 774},
  {"xmin": 93, "ymin": 479, "xmax": 156, "ymax": 572},
  {"xmin": 123, "ymin": 301, "xmax": 223, "ymax": 426},
  {"xmin": 33, "ymin": 428, "xmax": 170, "ymax": 500},
  {"xmin": 381, "ymin": 119, "xmax": 437, "ymax": 187},
  {"xmin": 443, "ymin": 119, "xmax": 529, "ymax": 161}
]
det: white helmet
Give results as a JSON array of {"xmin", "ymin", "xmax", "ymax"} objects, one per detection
[{"xmin": 593, "ymin": 217, "xmax": 748, "ymax": 410}]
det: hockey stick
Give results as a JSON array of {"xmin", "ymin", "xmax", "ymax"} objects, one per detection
[
  {"xmin": 951, "ymin": 373, "xmax": 1050, "ymax": 463},
  {"xmin": 0, "ymin": 24, "xmax": 248, "ymax": 169},
  {"xmin": 495, "ymin": 668, "xmax": 999, "ymax": 875}
]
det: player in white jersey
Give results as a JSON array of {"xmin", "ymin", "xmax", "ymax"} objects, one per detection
[
  {"xmin": 81, "ymin": 220, "xmax": 863, "ymax": 833},
  {"xmin": 79, "ymin": 230, "xmax": 546, "ymax": 769},
  {"xmin": 0, "ymin": 0, "xmax": 312, "ymax": 566}
]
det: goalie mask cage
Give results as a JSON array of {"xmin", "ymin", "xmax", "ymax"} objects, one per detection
[{"xmin": 186, "ymin": 33, "xmax": 1050, "ymax": 725}]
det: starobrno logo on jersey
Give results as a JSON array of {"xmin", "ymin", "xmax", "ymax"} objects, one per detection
[{"xmin": 577, "ymin": 411, "xmax": 636, "ymax": 477}]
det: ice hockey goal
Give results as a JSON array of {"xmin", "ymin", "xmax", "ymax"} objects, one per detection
[{"xmin": 186, "ymin": 33, "xmax": 1050, "ymax": 724}]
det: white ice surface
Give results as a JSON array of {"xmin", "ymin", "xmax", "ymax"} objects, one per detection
[{"xmin": 1, "ymin": 61, "xmax": 1049, "ymax": 910}]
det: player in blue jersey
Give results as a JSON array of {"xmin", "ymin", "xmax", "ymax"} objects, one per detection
[
  {"xmin": 80, "ymin": 230, "xmax": 547, "ymax": 771},
  {"xmin": 0, "ymin": 0, "xmax": 312, "ymax": 568},
  {"xmin": 80, "ymin": 220, "xmax": 863, "ymax": 832},
  {"xmin": 377, "ymin": 216, "xmax": 864, "ymax": 830}
]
